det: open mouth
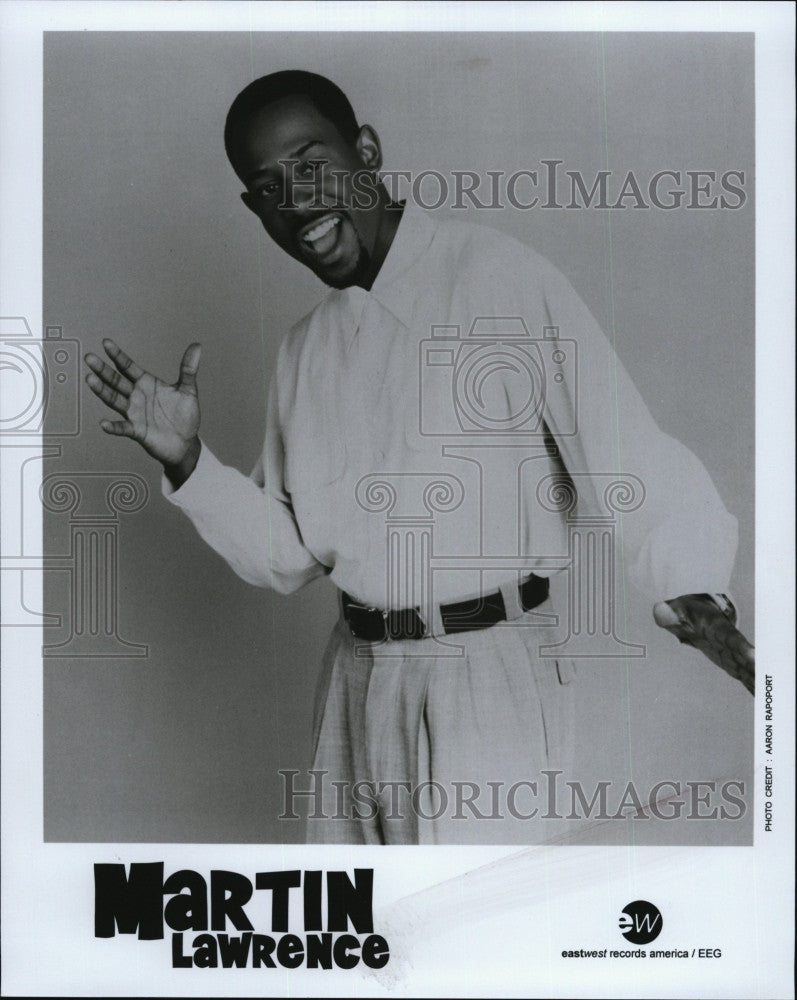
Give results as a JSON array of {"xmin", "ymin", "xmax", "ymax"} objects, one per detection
[{"xmin": 298, "ymin": 213, "xmax": 344, "ymax": 259}]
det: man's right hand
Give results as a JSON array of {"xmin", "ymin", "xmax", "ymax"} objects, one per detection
[
  {"xmin": 84, "ymin": 338, "xmax": 202, "ymax": 488},
  {"xmin": 653, "ymin": 594, "xmax": 755, "ymax": 695}
]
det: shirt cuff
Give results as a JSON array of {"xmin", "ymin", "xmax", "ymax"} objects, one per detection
[
  {"xmin": 161, "ymin": 439, "xmax": 222, "ymax": 510},
  {"xmin": 709, "ymin": 591, "xmax": 738, "ymax": 625}
]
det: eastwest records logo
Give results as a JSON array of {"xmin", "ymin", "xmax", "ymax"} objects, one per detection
[
  {"xmin": 561, "ymin": 896, "xmax": 723, "ymax": 962},
  {"xmin": 560, "ymin": 899, "xmax": 663, "ymax": 961},
  {"xmin": 618, "ymin": 900, "xmax": 663, "ymax": 945}
]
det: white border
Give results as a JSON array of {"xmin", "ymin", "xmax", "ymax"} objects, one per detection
[{"xmin": 1, "ymin": 2, "xmax": 794, "ymax": 997}]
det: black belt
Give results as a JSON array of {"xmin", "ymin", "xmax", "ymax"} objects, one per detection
[{"xmin": 342, "ymin": 574, "xmax": 550, "ymax": 642}]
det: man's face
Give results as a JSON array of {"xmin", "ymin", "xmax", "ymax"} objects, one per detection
[{"xmin": 234, "ymin": 96, "xmax": 383, "ymax": 289}]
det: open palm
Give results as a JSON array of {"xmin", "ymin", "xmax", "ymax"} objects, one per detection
[{"xmin": 84, "ymin": 338, "xmax": 201, "ymax": 467}]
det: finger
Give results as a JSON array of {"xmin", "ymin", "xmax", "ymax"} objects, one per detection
[
  {"xmin": 717, "ymin": 641, "xmax": 755, "ymax": 695},
  {"xmin": 177, "ymin": 342, "xmax": 202, "ymax": 391},
  {"xmin": 84, "ymin": 353, "xmax": 134, "ymax": 396},
  {"xmin": 85, "ymin": 372, "xmax": 129, "ymax": 415},
  {"xmin": 99, "ymin": 419, "xmax": 136, "ymax": 438},
  {"xmin": 730, "ymin": 649, "xmax": 755, "ymax": 694},
  {"xmin": 102, "ymin": 337, "xmax": 144, "ymax": 381},
  {"xmin": 723, "ymin": 632, "xmax": 755, "ymax": 683},
  {"xmin": 692, "ymin": 630, "xmax": 755, "ymax": 696}
]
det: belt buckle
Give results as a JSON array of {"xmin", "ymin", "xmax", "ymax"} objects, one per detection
[
  {"xmin": 344, "ymin": 600, "xmax": 389, "ymax": 642},
  {"xmin": 385, "ymin": 606, "xmax": 428, "ymax": 641},
  {"xmin": 344, "ymin": 596, "xmax": 429, "ymax": 642}
]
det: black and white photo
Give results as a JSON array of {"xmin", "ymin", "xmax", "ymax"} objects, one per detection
[{"xmin": 1, "ymin": 3, "xmax": 793, "ymax": 997}]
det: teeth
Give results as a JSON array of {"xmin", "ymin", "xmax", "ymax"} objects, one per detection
[{"xmin": 304, "ymin": 216, "xmax": 340, "ymax": 243}]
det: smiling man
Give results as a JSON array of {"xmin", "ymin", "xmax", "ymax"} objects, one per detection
[
  {"xmin": 226, "ymin": 74, "xmax": 401, "ymax": 291},
  {"xmin": 84, "ymin": 70, "xmax": 753, "ymax": 845}
]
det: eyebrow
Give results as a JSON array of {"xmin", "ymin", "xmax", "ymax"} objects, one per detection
[{"xmin": 244, "ymin": 140, "xmax": 323, "ymax": 185}]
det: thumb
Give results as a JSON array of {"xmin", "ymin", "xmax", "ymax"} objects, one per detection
[
  {"xmin": 652, "ymin": 600, "xmax": 681, "ymax": 630},
  {"xmin": 652, "ymin": 599, "xmax": 695, "ymax": 646},
  {"xmin": 177, "ymin": 342, "xmax": 202, "ymax": 391}
]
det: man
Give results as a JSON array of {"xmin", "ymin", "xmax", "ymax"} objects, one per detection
[{"xmin": 84, "ymin": 70, "xmax": 753, "ymax": 845}]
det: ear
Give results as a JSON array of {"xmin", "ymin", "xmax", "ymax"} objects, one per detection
[
  {"xmin": 240, "ymin": 191, "xmax": 259, "ymax": 215},
  {"xmin": 355, "ymin": 124, "xmax": 382, "ymax": 172}
]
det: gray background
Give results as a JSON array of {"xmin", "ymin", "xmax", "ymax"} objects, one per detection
[{"xmin": 43, "ymin": 31, "xmax": 754, "ymax": 843}]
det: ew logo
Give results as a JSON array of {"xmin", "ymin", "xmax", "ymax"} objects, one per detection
[{"xmin": 618, "ymin": 900, "xmax": 663, "ymax": 944}]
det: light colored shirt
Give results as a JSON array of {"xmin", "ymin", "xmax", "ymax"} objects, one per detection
[{"xmin": 163, "ymin": 201, "xmax": 737, "ymax": 610}]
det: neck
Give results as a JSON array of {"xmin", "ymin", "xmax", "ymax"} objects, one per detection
[{"xmin": 355, "ymin": 193, "xmax": 404, "ymax": 290}]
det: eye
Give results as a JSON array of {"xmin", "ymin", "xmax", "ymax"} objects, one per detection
[
  {"xmin": 295, "ymin": 158, "xmax": 327, "ymax": 179},
  {"xmin": 257, "ymin": 181, "xmax": 281, "ymax": 199}
]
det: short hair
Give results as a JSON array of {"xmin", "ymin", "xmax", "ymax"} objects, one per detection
[{"xmin": 224, "ymin": 70, "xmax": 360, "ymax": 170}]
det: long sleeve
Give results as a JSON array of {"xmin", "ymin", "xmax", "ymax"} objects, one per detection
[
  {"xmin": 162, "ymin": 377, "xmax": 327, "ymax": 594},
  {"xmin": 536, "ymin": 258, "xmax": 738, "ymax": 603}
]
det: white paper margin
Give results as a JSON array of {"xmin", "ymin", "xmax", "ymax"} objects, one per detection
[{"xmin": 1, "ymin": 3, "xmax": 794, "ymax": 997}]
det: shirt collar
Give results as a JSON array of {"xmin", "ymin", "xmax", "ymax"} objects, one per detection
[{"xmin": 338, "ymin": 200, "xmax": 438, "ymax": 334}]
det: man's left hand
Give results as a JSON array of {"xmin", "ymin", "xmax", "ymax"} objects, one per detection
[{"xmin": 653, "ymin": 593, "xmax": 755, "ymax": 695}]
